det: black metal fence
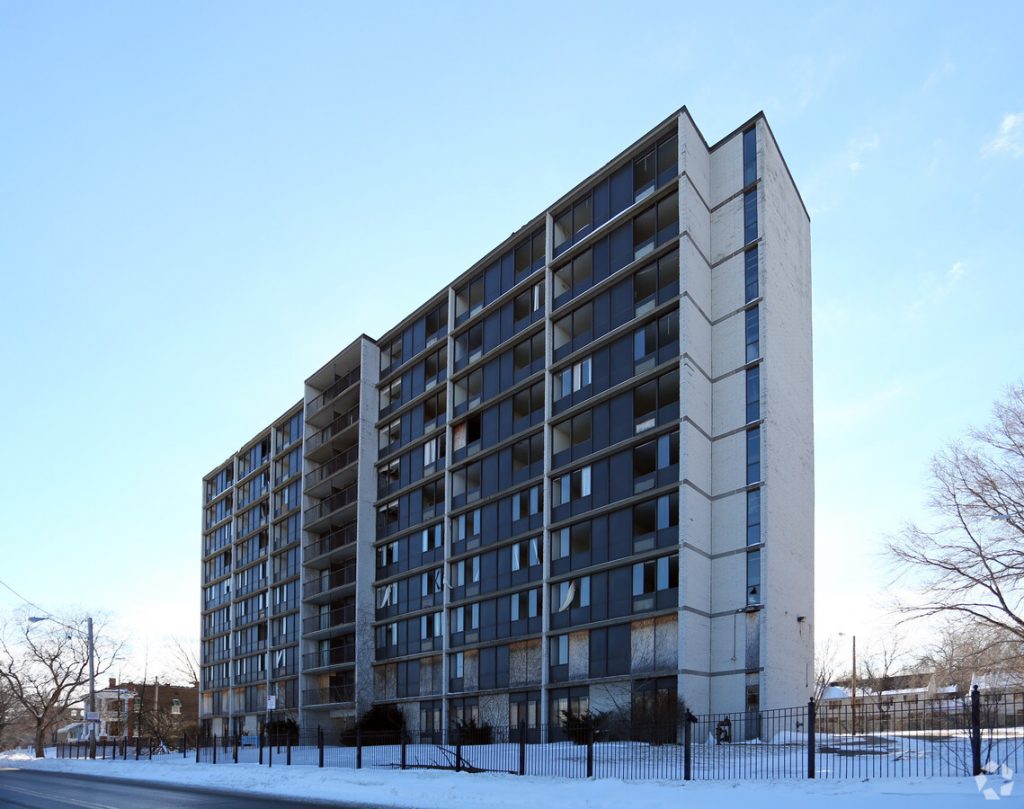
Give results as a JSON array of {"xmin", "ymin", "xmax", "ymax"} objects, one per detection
[
  {"xmin": 56, "ymin": 736, "xmax": 181, "ymax": 761},
  {"xmin": 77, "ymin": 688, "xmax": 1024, "ymax": 781}
]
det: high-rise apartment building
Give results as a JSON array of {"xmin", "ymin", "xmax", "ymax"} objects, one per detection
[{"xmin": 199, "ymin": 107, "xmax": 813, "ymax": 740}]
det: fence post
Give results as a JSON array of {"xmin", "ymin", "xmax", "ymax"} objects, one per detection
[
  {"xmin": 401, "ymin": 734, "xmax": 408, "ymax": 770},
  {"xmin": 195, "ymin": 736, "xmax": 200, "ymax": 764},
  {"xmin": 971, "ymin": 685, "xmax": 983, "ymax": 777},
  {"xmin": 135, "ymin": 736, "xmax": 141, "ymax": 761},
  {"xmin": 356, "ymin": 728, "xmax": 362, "ymax": 769},
  {"xmin": 586, "ymin": 726, "xmax": 594, "ymax": 778},
  {"xmin": 518, "ymin": 720, "xmax": 526, "ymax": 776},
  {"xmin": 453, "ymin": 727, "xmax": 460, "ymax": 773},
  {"xmin": 683, "ymin": 711, "xmax": 694, "ymax": 781},
  {"xmin": 318, "ymin": 727, "xmax": 324, "ymax": 768},
  {"xmin": 268, "ymin": 735, "xmax": 273, "ymax": 768},
  {"xmin": 149, "ymin": 738, "xmax": 152, "ymax": 760},
  {"xmin": 183, "ymin": 734, "xmax": 187, "ymax": 759},
  {"xmin": 287, "ymin": 736, "xmax": 292, "ymax": 766},
  {"xmin": 259, "ymin": 732, "xmax": 264, "ymax": 766},
  {"xmin": 807, "ymin": 698, "xmax": 816, "ymax": 779},
  {"xmin": 234, "ymin": 734, "xmax": 239, "ymax": 764}
]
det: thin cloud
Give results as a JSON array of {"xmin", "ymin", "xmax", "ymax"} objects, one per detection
[
  {"xmin": 982, "ymin": 113, "xmax": 1024, "ymax": 158},
  {"xmin": 803, "ymin": 129, "xmax": 881, "ymax": 214},
  {"xmin": 818, "ymin": 381, "xmax": 911, "ymax": 431},
  {"xmin": 906, "ymin": 261, "xmax": 967, "ymax": 319},
  {"xmin": 846, "ymin": 132, "xmax": 880, "ymax": 173},
  {"xmin": 923, "ymin": 57, "xmax": 956, "ymax": 90}
]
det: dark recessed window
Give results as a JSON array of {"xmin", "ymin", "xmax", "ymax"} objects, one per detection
[
  {"xmin": 746, "ymin": 366, "xmax": 760, "ymax": 423},
  {"xmin": 746, "ymin": 426, "xmax": 761, "ymax": 484},
  {"xmin": 746, "ymin": 549, "xmax": 761, "ymax": 604},
  {"xmin": 745, "ymin": 306, "xmax": 759, "ymax": 363},
  {"xmin": 743, "ymin": 190, "xmax": 758, "ymax": 245},
  {"xmin": 746, "ymin": 488, "xmax": 761, "ymax": 546},
  {"xmin": 743, "ymin": 127, "xmax": 757, "ymax": 187},
  {"xmin": 744, "ymin": 247, "xmax": 759, "ymax": 303}
]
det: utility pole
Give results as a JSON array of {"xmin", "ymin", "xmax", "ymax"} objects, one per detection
[
  {"xmin": 87, "ymin": 617, "xmax": 97, "ymax": 758},
  {"xmin": 849, "ymin": 634, "xmax": 857, "ymax": 737}
]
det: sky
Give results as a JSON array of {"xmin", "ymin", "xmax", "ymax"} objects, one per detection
[{"xmin": 1, "ymin": 1, "xmax": 1022, "ymax": 681}]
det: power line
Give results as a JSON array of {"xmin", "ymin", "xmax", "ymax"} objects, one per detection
[{"xmin": 0, "ymin": 575, "xmax": 53, "ymax": 618}]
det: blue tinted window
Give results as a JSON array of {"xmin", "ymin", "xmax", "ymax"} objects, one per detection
[
  {"xmin": 746, "ymin": 426, "xmax": 760, "ymax": 484},
  {"xmin": 745, "ymin": 306, "xmax": 759, "ymax": 363},
  {"xmin": 743, "ymin": 190, "xmax": 757, "ymax": 245},
  {"xmin": 746, "ymin": 366, "xmax": 760, "ymax": 423},
  {"xmin": 746, "ymin": 488, "xmax": 761, "ymax": 546},
  {"xmin": 744, "ymin": 247, "xmax": 758, "ymax": 303},
  {"xmin": 746, "ymin": 549, "xmax": 761, "ymax": 604},
  {"xmin": 743, "ymin": 127, "xmax": 756, "ymax": 186}
]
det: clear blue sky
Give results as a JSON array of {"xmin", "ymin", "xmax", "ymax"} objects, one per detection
[{"xmin": 1, "ymin": 1, "xmax": 1022, "ymax": 676}]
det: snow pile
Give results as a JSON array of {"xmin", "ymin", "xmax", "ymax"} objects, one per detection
[{"xmin": 0, "ymin": 749, "xmax": 995, "ymax": 808}]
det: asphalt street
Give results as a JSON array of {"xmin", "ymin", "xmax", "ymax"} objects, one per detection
[{"xmin": 0, "ymin": 768, "xmax": 390, "ymax": 809}]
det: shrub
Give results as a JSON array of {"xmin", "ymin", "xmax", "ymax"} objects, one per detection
[
  {"xmin": 453, "ymin": 718, "xmax": 492, "ymax": 745},
  {"xmin": 560, "ymin": 708, "xmax": 605, "ymax": 745},
  {"xmin": 343, "ymin": 703, "xmax": 407, "ymax": 745}
]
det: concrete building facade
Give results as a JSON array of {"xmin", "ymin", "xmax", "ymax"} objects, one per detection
[{"xmin": 198, "ymin": 107, "xmax": 813, "ymax": 738}]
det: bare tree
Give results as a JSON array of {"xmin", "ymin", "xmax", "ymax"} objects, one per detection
[
  {"xmin": 0, "ymin": 678, "xmax": 20, "ymax": 750},
  {"xmin": 814, "ymin": 635, "xmax": 841, "ymax": 702},
  {"xmin": 860, "ymin": 632, "xmax": 907, "ymax": 695},
  {"xmin": 0, "ymin": 611, "xmax": 123, "ymax": 757},
  {"xmin": 888, "ymin": 383, "xmax": 1024, "ymax": 644},
  {"xmin": 165, "ymin": 636, "xmax": 199, "ymax": 689},
  {"xmin": 914, "ymin": 619, "xmax": 1024, "ymax": 694}
]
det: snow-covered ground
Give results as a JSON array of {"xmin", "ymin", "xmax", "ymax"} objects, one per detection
[{"xmin": 0, "ymin": 748, "xmax": 1006, "ymax": 808}]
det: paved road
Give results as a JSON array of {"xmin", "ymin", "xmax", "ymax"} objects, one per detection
[{"xmin": 0, "ymin": 768, "xmax": 389, "ymax": 808}]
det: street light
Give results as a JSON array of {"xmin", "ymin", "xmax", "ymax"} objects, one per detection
[
  {"xmin": 839, "ymin": 632, "xmax": 857, "ymax": 736},
  {"xmin": 29, "ymin": 615, "xmax": 96, "ymax": 759}
]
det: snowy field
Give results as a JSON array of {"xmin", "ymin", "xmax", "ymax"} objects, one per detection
[
  {"xmin": 141, "ymin": 730, "xmax": 1024, "ymax": 781},
  {"xmin": 0, "ymin": 748, "xmax": 1009, "ymax": 808}
]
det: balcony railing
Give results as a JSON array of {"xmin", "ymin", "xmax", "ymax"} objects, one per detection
[
  {"xmin": 234, "ymin": 609, "xmax": 268, "ymax": 628},
  {"xmin": 234, "ymin": 578, "xmax": 267, "ymax": 598},
  {"xmin": 202, "ymin": 592, "xmax": 231, "ymax": 610},
  {"xmin": 305, "ymin": 443, "xmax": 360, "ymax": 489},
  {"xmin": 235, "ymin": 669, "xmax": 266, "ymax": 686},
  {"xmin": 205, "ymin": 481, "xmax": 233, "ymax": 504},
  {"xmin": 302, "ymin": 564, "xmax": 357, "ymax": 598},
  {"xmin": 302, "ymin": 604, "xmax": 356, "ymax": 635},
  {"xmin": 303, "ymin": 685, "xmax": 354, "ymax": 706},
  {"xmin": 304, "ymin": 523, "xmax": 357, "ymax": 561},
  {"xmin": 272, "ymin": 599, "xmax": 297, "ymax": 616},
  {"xmin": 304, "ymin": 483, "xmax": 358, "ymax": 524},
  {"xmin": 203, "ymin": 566, "xmax": 231, "ymax": 584},
  {"xmin": 308, "ymin": 367, "xmax": 361, "ymax": 418},
  {"xmin": 272, "ymin": 530, "xmax": 300, "ymax": 551},
  {"xmin": 237, "ymin": 453, "xmax": 270, "ymax": 480},
  {"xmin": 202, "ymin": 621, "xmax": 231, "ymax": 637},
  {"xmin": 202, "ymin": 646, "xmax": 231, "ymax": 663},
  {"xmin": 303, "ymin": 645, "xmax": 355, "ymax": 670},
  {"xmin": 235, "ymin": 543, "xmax": 268, "ymax": 568},
  {"xmin": 204, "ymin": 508, "xmax": 233, "ymax": 530},
  {"xmin": 236, "ymin": 512, "xmax": 268, "ymax": 540},
  {"xmin": 306, "ymin": 405, "xmax": 360, "ymax": 452}
]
